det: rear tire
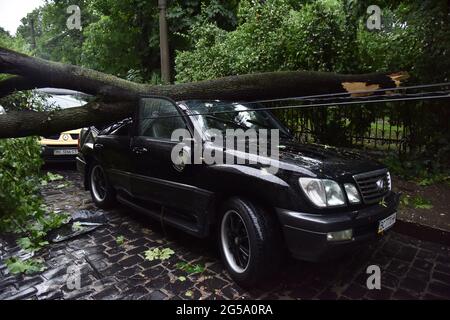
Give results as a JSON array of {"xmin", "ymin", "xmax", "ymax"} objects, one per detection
[
  {"xmin": 88, "ymin": 163, "xmax": 116, "ymax": 209},
  {"xmin": 218, "ymin": 197, "xmax": 284, "ymax": 287}
]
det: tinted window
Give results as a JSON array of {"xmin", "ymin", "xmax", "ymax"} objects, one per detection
[
  {"xmin": 184, "ymin": 101, "xmax": 291, "ymax": 138},
  {"xmin": 138, "ymin": 98, "xmax": 186, "ymax": 139}
]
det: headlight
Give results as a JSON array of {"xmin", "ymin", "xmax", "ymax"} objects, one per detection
[
  {"xmin": 344, "ymin": 183, "xmax": 361, "ymax": 204},
  {"xmin": 299, "ymin": 178, "xmax": 345, "ymax": 207}
]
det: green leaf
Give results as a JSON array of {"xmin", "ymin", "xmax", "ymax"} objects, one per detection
[
  {"xmin": 178, "ymin": 276, "xmax": 187, "ymax": 282},
  {"xmin": 415, "ymin": 203, "xmax": 434, "ymax": 210},
  {"xmin": 411, "ymin": 196, "xmax": 433, "ymax": 210},
  {"xmin": 144, "ymin": 247, "xmax": 175, "ymax": 261},
  {"xmin": 5, "ymin": 257, "xmax": 46, "ymax": 275},
  {"xmin": 46, "ymin": 172, "xmax": 64, "ymax": 182},
  {"xmin": 159, "ymin": 248, "xmax": 175, "ymax": 260},
  {"xmin": 116, "ymin": 235, "xmax": 125, "ymax": 246},
  {"xmin": 71, "ymin": 221, "xmax": 84, "ymax": 232},
  {"xmin": 17, "ymin": 237, "xmax": 33, "ymax": 250},
  {"xmin": 176, "ymin": 262, "xmax": 205, "ymax": 274}
]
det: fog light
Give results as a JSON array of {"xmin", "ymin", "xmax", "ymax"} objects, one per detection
[{"xmin": 327, "ymin": 229, "xmax": 353, "ymax": 242}]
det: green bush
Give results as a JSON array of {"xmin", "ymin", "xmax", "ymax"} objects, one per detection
[
  {"xmin": 0, "ymin": 136, "xmax": 44, "ymax": 228},
  {"xmin": 0, "ymin": 92, "xmax": 68, "ymax": 274}
]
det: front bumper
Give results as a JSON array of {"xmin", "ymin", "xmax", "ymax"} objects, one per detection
[
  {"xmin": 276, "ymin": 192, "xmax": 400, "ymax": 262},
  {"xmin": 41, "ymin": 145, "xmax": 78, "ymax": 162}
]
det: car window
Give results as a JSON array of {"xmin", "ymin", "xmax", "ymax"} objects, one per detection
[
  {"xmin": 184, "ymin": 101, "xmax": 291, "ymax": 139},
  {"xmin": 138, "ymin": 98, "xmax": 186, "ymax": 139}
]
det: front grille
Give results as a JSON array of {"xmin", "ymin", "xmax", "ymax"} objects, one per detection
[
  {"xmin": 43, "ymin": 134, "xmax": 60, "ymax": 140},
  {"xmin": 353, "ymin": 169, "xmax": 391, "ymax": 204}
]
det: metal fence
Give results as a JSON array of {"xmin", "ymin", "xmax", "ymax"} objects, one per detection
[{"xmin": 269, "ymin": 101, "xmax": 444, "ymax": 154}]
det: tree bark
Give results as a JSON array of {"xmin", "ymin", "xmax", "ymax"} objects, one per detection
[{"xmin": 0, "ymin": 46, "xmax": 408, "ymax": 138}]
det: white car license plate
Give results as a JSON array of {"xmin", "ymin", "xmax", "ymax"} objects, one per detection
[
  {"xmin": 378, "ymin": 212, "xmax": 396, "ymax": 233},
  {"xmin": 54, "ymin": 149, "xmax": 77, "ymax": 155}
]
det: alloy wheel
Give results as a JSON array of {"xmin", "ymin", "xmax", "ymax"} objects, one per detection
[
  {"xmin": 91, "ymin": 165, "xmax": 107, "ymax": 202},
  {"xmin": 220, "ymin": 210, "xmax": 251, "ymax": 273}
]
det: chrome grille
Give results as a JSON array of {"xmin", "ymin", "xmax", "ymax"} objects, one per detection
[{"xmin": 353, "ymin": 169, "xmax": 391, "ymax": 204}]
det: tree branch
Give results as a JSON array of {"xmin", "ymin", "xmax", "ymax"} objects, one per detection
[
  {"xmin": 0, "ymin": 100, "xmax": 133, "ymax": 138},
  {"xmin": 0, "ymin": 75, "xmax": 47, "ymax": 97}
]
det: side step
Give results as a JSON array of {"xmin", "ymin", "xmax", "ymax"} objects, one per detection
[{"xmin": 116, "ymin": 194, "xmax": 203, "ymax": 237}]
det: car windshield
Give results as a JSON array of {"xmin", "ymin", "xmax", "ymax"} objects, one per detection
[
  {"xmin": 45, "ymin": 94, "xmax": 89, "ymax": 109},
  {"xmin": 183, "ymin": 101, "xmax": 290, "ymax": 139}
]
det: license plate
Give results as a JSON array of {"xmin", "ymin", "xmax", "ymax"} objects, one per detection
[
  {"xmin": 378, "ymin": 212, "xmax": 396, "ymax": 233},
  {"xmin": 54, "ymin": 149, "xmax": 78, "ymax": 155}
]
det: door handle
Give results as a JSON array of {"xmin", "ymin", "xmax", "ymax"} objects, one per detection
[
  {"xmin": 133, "ymin": 146, "xmax": 148, "ymax": 154},
  {"xmin": 94, "ymin": 143, "xmax": 104, "ymax": 150}
]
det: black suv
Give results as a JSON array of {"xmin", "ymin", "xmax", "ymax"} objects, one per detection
[{"xmin": 77, "ymin": 96, "xmax": 399, "ymax": 287}]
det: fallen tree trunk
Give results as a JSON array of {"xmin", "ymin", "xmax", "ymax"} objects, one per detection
[
  {"xmin": 0, "ymin": 101, "xmax": 134, "ymax": 138},
  {"xmin": 0, "ymin": 46, "xmax": 408, "ymax": 138}
]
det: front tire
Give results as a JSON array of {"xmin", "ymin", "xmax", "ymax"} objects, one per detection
[
  {"xmin": 218, "ymin": 197, "xmax": 284, "ymax": 287},
  {"xmin": 89, "ymin": 163, "xmax": 116, "ymax": 209}
]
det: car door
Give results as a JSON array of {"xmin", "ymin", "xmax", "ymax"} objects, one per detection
[
  {"xmin": 94, "ymin": 120, "xmax": 133, "ymax": 195},
  {"xmin": 130, "ymin": 97, "xmax": 214, "ymax": 220}
]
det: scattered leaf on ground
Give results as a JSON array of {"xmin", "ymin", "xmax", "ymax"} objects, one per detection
[
  {"xmin": 72, "ymin": 221, "xmax": 84, "ymax": 232},
  {"xmin": 46, "ymin": 172, "xmax": 64, "ymax": 182},
  {"xmin": 5, "ymin": 257, "xmax": 46, "ymax": 275},
  {"xmin": 116, "ymin": 235, "xmax": 125, "ymax": 246},
  {"xmin": 176, "ymin": 262, "xmax": 205, "ymax": 274},
  {"xmin": 144, "ymin": 247, "xmax": 175, "ymax": 261}
]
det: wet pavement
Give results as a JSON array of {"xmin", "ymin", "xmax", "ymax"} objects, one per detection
[{"xmin": 0, "ymin": 167, "xmax": 449, "ymax": 300}]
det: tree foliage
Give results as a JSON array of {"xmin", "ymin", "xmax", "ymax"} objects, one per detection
[{"xmin": 12, "ymin": 0, "xmax": 239, "ymax": 82}]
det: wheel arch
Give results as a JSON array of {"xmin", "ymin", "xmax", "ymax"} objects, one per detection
[{"xmin": 208, "ymin": 191, "xmax": 283, "ymax": 236}]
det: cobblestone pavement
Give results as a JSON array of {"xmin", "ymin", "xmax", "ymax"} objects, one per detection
[{"xmin": 1, "ymin": 167, "xmax": 449, "ymax": 300}]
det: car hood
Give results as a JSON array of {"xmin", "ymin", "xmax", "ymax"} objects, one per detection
[
  {"xmin": 277, "ymin": 140, "xmax": 385, "ymax": 178},
  {"xmin": 208, "ymin": 138, "xmax": 385, "ymax": 179}
]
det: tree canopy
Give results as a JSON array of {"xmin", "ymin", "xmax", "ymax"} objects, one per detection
[{"xmin": 4, "ymin": 0, "xmax": 448, "ymax": 85}]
